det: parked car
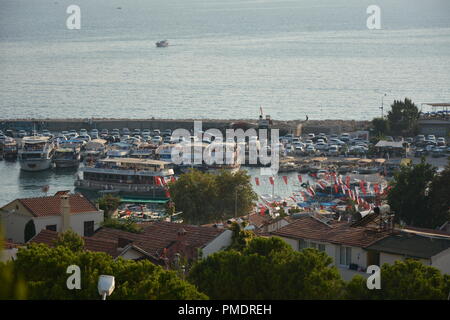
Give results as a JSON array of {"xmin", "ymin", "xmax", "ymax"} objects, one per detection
[
  {"xmin": 328, "ymin": 145, "xmax": 340, "ymax": 156},
  {"xmin": 340, "ymin": 133, "xmax": 350, "ymax": 142},
  {"xmin": 437, "ymin": 137, "xmax": 446, "ymax": 146}
]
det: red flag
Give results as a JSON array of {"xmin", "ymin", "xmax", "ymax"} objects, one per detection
[
  {"xmin": 255, "ymin": 177, "xmax": 260, "ymax": 186},
  {"xmin": 298, "ymin": 175, "xmax": 302, "ymax": 183},
  {"xmin": 345, "ymin": 176, "xmax": 350, "ymax": 188},
  {"xmin": 373, "ymin": 184, "xmax": 379, "ymax": 194},
  {"xmin": 154, "ymin": 176, "xmax": 161, "ymax": 186},
  {"xmin": 282, "ymin": 176, "xmax": 288, "ymax": 185},
  {"xmin": 269, "ymin": 177, "xmax": 274, "ymax": 185}
]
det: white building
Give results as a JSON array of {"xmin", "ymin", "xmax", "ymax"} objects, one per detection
[
  {"xmin": 271, "ymin": 214, "xmax": 450, "ymax": 280},
  {"xmin": 0, "ymin": 191, "xmax": 104, "ymax": 243}
]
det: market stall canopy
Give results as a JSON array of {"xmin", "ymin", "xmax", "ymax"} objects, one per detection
[{"xmin": 375, "ymin": 141, "xmax": 404, "ymax": 149}]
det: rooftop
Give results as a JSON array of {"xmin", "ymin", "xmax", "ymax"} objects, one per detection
[
  {"xmin": 366, "ymin": 233, "xmax": 450, "ymax": 259},
  {"xmin": 271, "ymin": 215, "xmax": 391, "ymax": 248},
  {"xmin": 2, "ymin": 192, "xmax": 99, "ymax": 217},
  {"xmin": 91, "ymin": 221, "xmax": 225, "ymax": 259},
  {"xmin": 30, "ymin": 229, "xmax": 119, "ymax": 257}
]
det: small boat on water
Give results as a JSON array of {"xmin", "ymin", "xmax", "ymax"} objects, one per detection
[
  {"xmin": 156, "ymin": 40, "xmax": 169, "ymax": 47},
  {"xmin": 1, "ymin": 137, "xmax": 18, "ymax": 160}
]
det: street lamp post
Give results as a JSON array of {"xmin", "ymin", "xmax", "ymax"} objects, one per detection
[
  {"xmin": 234, "ymin": 185, "xmax": 244, "ymax": 218},
  {"xmin": 380, "ymin": 93, "xmax": 387, "ymax": 118}
]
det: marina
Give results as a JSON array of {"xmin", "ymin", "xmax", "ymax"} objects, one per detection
[{"xmin": 1, "ymin": 121, "xmax": 448, "ymax": 220}]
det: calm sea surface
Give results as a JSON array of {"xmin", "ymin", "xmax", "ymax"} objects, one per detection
[
  {"xmin": 0, "ymin": 0, "xmax": 449, "ymax": 121},
  {"xmin": 1, "ymin": 0, "xmax": 450, "ymax": 203}
]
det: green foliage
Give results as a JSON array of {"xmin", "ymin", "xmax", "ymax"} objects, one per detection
[
  {"xmin": 53, "ymin": 229, "xmax": 85, "ymax": 252},
  {"xmin": 188, "ymin": 237, "xmax": 344, "ymax": 299},
  {"xmin": 371, "ymin": 117, "xmax": 390, "ymax": 136},
  {"xmin": 386, "ymin": 98, "xmax": 420, "ymax": 135},
  {"xmin": 102, "ymin": 218, "xmax": 143, "ymax": 234},
  {"xmin": 12, "ymin": 243, "xmax": 207, "ymax": 300},
  {"xmin": 0, "ymin": 221, "xmax": 27, "ymax": 299},
  {"xmin": 24, "ymin": 219, "xmax": 36, "ymax": 243},
  {"xmin": 169, "ymin": 169, "xmax": 258, "ymax": 224},
  {"xmin": 345, "ymin": 259, "xmax": 450, "ymax": 300},
  {"xmin": 229, "ymin": 222, "xmax": 255, "ymax": 251},
  {"xmin": 427, "ymin": 162, "xmax": 450, "ymax": 228},
  {"xmin": 97, "ymin": 194, "xmax": 121, "ymax": 219},
  {"xmin": 387, "ymin": 160, "xmax": 449, "ymax": 228},
  {"xmin": 0, "ymin": 262, "xmax": 28, "ymax": 300}
]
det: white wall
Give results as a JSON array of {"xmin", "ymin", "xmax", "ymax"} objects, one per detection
[
  {"xmin": 202, "ymin": 229, "xmax": 233, "ymax": 257},
  {"xmin": 431, "ymin": 248, "xmax": 450, "ymax": 275},
  {"xmin": 120, "ymin": 247, "xmax": 145, "ymax": 260},
  {"xmin": 1, "ymin": 210, "xmax": 103, "ymax": 243},
  {"xmin": 1, "ymin": 211, "xmax": 30, "ymax": 243},
  {"xmin": 69, "ymin": 211, "xmax": 104, "ymax": 236}
]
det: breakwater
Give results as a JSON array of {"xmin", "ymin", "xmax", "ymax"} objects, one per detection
[{"xmin": 0, "ymin": 118, "xmax": 370, "ymax": 135}]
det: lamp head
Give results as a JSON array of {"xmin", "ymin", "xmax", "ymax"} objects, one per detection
[{"xmin": 98, "ymin": 275, "xmax": 115, "ymax": 297}]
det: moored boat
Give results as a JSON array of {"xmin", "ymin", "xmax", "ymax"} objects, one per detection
[
  {"xmin": 53, "ymin": 145, "xmax": 81, "ymax": 168},
  {"xmin": 75, "ymin": 158, "xmax": 174, "ymax": 199},
  {"xmin": 18, "ymin": 136, "xmax": 55, "ymax": 171}
]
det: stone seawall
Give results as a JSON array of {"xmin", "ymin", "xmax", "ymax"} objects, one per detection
[{"xmin": 0, "ymin": 118, "xmax": 370, "ymax": 135}]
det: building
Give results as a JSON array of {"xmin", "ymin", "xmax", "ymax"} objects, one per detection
[
  {"xmin": 365, "ymin": 232, "xmax": 450, "ymax": 275},
  {"xmin": 271, "ymin": 212, "xmax": 450, "ymax": 280},
  {"xmin": 29, "ymin": 229, "xmax": 118, "ymax": 257},
  {"xmin": 89, "ymin": 221, "xmax": 233, "ymax": 267},
  {"xmin": 271, "ymin": 214, "xmax": 391, "ymax": 280},
  {"xmin": 26, "ymin": 219, "xmax": 232, "ymax": 269},
  {"xmin": 0, "ymin": 191, "xmax": 104, "ymax": 243}
]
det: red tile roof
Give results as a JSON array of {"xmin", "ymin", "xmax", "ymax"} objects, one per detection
[
  {"xmin": 16, "ymin": 193, "xmax": 98, "ymax": 217},
  {"xmin": 271, "ymin": 216, "xmax": 391, "ymax": 248},
  {"xmin": 91, "ymin": 221, "xmax": 225, "ymax": 258},
  {"xmin": 30, "ymin": 229, "xmax": 119, "ymax": 257}
]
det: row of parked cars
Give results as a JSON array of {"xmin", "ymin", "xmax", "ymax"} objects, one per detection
[
  {"xmin": 280, "ymin": 132, "xmax": 450, "ymax": 158},
  {"xmin": 6, "ymin": 127, "xmax": 175, "ymax": 146},
  {"xmin": 413, "ymin": 134, "xmax": 449, "ymax": 158},
  {"xmin": 280, "ymin": 132, "xmax": 370, "ymax": 156}
]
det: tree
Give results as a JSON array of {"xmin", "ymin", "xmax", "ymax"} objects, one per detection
[
  {"xmin": 168, "ymin": 169, "xmax": 257, "ymax": 225},
  {"xmin": 214, "ymin": 170, "xmax": 258, "ymax": 221},
  {"xmin": 371, "ymin": 117, "xmax": 389, "ymax": 136},
  {"xmin": 387, "ymin": 160, "xmax": 438, "ymax": 227},
  {"xmin": 97, "ymin": 194, "xmax": 121, "ymax": 219},
  {"xmin": 188, "ymin": 237, "xmax": 344, "ymax": 299},
  {"xmin": 24, "ymin": 219, "xmax": 36, "ymax": 243},
  {"xmin": 229, "ymin": 221, "xmax": 255, "ymax": 251},
  {"xmin": 346, "ymin": 259, "xmax": 450, "ymax": 300},
  {"xmin": 53, "ymin": 229, "xmax": 85, "ymax": 252},
  {"xmin": 0, "ymin": 221, "xmax": 27, "ymax": 299},
  {"xmin": 386, "ymin": 98, "xmax": 420, "ymax": 135},
  {"xmin": 11, "ymin": 243, "xmax": 207, "ymax": 300},
  {"xmin": 427, "ymin": 162, "xmax": 450, "ymax": 228}
]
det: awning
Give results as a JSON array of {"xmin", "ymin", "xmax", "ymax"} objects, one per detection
[{"xmin": 120, "ymin": 198, "xmax": 169, "ymax": 204}]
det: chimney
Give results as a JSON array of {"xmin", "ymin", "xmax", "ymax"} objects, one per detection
[
  {"xmin": 61, "ymin": 194, "xmax": 71, "ymax": 232},
  {"xmin": 177, "ymin": 228, "xmax": 187, "ymax": 246}
]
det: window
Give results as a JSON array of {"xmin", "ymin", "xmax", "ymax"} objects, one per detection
[
  {"xmin": 339, "ymin": 246, "xmax": 352, "ymax": 266},
  {"xmin": 299, "ymin": 240, "xmax": 326, "ymax": 252},
  {"xmin": 84, "ymin": 221, "xmax": 94, "ymax": 237},
  {"xmin": 298, "ymin": 239, "xmax": 308, "ymax": 250},
  {"xmin": 46, "ymin": 224, "xmax": 57, "ymax": 231}
]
